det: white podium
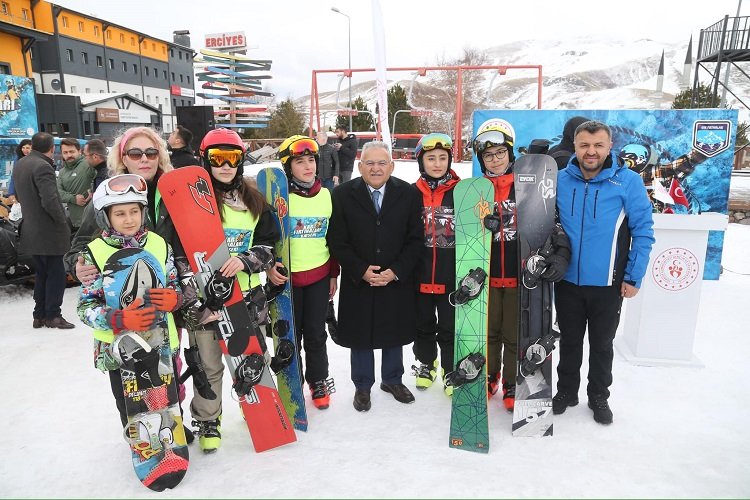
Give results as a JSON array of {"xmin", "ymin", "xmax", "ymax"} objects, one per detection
[{"xmin": 616, "ymin": 212, "xmax": 728, "ymax": 367}]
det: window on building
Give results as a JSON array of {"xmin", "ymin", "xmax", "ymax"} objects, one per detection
[
  {"xmin": 99, "ymin": 89, "xmax": 105, "ymax": 93},
  {"xmin": 152, "ymin": 42, "xmax": 155, "ymax": 51},
  {"xmin": 131, "ymin": 37, "xmax": 135, "ymax": 46},
  {"xmin": 0, "ymin": 64, "xmax": 10, "ymax": 75},
  {"xmin": 145, "ymin": 67, "xmax": 149, "ymax": 76},
  {"xmin": 84, "ymin": 121, "xmax": 91, "ymax": 136},
  {"xmin": 146, "ymin": 95, "xmax": 151, "ymax": 103},
  {"xmin": 106, "ymin": 30, "xmax": 111, "ymax": 40},
  {"xmin": 170, "ymin": 48, "xmax": 174, "ymax": 57},
  {"xmin": 155, "ymin": 96, "xmax": 160, "ymax": 104},
  {"xmin": 93, "ymin": 25, "xmax": 99, "ymax": 37},
  {"xmin": 81, "ymin": 52, "xmax": 88, "ymax": 64},
  {"xmin": 133, "ymin": 63, "xmax": 138, "ymax": 73},
  {"xmin": 70, "ymin": 85, "xmax": 77, "ymax": 92},
  {"xmin": 22, "ymin": 8, "xmax": 29, "ymax": 20},
  {"xmin": 178, "ymin": 51, "xmax": 182, "ymax": 60},
  {"xmin": 61, "ymin": 16, "xmax": 68, "ymax": 28},
  {"xmin": 85, "ymin": 88, "xmax": 90, "ymax": 93},
  {"xmin": 119, "ymin": 33, "xmax": 124, "ymax": 43},
  {"xmin": 1, "ymin": 3, "xmax": 9, "ymax": 16},
  {"xmin": 179, "ymin": 74, "xmax": 184, "ymax": 83},
  {"xmin": 78, "ymin": 21, "xmax": 84, "ymax": 32},
  {"xmin": 187, "ymin": 75, "xmax": 190, "ymax": 84},
  {"xmin": 96, "ymin": 55, "xmax": 103, "ymax": 67},
  {"xmin": 65, "ymin": 49, "xmax": 73, "ymax": 62},
  {"xmin": 171, "ymin": 72, "xmax": 175, "ymax": 82},
  {"xmin": 173, "ymin": 98, "xmax": 177, "ymax": 109},
  {"xmin": 162, "ymin": 46, "xmax": 166, "ymax": 55},
  {"xmin": 163, "ymin": 70, "xmax": 167, "ymax": 80},
  {"xmin": 122, "ymin": 61, "xmax": 127, "ymax": 72},
  {"xmin": 108, "ymin": 58, "xmax": 114, "ymax": 70}
]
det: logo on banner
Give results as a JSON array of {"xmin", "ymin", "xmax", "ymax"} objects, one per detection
[
  {"xmin": 651, "ymin": 247, "xmax": 700, "ymax": 291},
  {"xmin": 692, "ymin": 120, "xmax": 732, "ymax": 158}
]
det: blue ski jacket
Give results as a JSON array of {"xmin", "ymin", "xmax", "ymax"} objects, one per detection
[{"xmin": 557, "ymin": 153, "xmax": 654, "ymax": 288}]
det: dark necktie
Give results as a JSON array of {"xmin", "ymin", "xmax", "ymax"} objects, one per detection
[{"xmin": 371, "ymin": 189, "xmax": 381, "ymax": 214}]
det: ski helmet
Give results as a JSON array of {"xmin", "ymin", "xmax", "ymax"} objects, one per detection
[
  {"xmin": 472, "ymin": 118, "xmax": 516, "ymax": 172},
  {"xmin": 199, "ymin": 128, "xmax": 247, "ymax": 191},
  {"xmin": 619, "ymin": 143, "xmax": 655, "ymax": 174},
  {"xmin": 92, "ymin": 174, "xmax": 148, "ymax": 230},
  {"xmin": 278, "ymin": 135, "xmax": 320, "ymax": 176},
  {"xmin": 414, "ymin": 133, "xmax": 453, "ymax": 174}
]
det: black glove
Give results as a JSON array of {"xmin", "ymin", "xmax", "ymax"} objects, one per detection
[
  {"xmin": 549, "ymin": 224, "xmax": 571, "ymax": 261},
  {"xmin": 540, "ymin": 253, "xmax": 569, "ymax": 282},
  {"xmin": 483, "ymin": 214, "xmax": 502, "ymax": 233}
]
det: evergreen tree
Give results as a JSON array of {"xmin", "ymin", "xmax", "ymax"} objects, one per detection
[
  {"xmin": 672, "ymin": 84, "xmax": 748, "ymax": 147},
  {"xmin": 387, "ymin": 84, "xmax": 427, "ymax": 134},
  {"xmin": 268, "ymin": 98, "xmax": 306, "ymax": 138},
  {"xmin": 335, "ymin": 96, "xmax": 375, "ymax": 132}
]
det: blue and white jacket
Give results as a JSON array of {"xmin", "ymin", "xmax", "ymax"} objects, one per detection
[{"xmin": 557, "ymin": 153, "xmax": 655, "ymax": 288}]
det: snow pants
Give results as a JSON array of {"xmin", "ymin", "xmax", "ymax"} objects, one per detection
[
  {"xmin": 413, "ymin": 292, "xmax": 455, "ymax": 372},
  {"xmin": 292, "ymin": 277, "xmax": 330, "ymax": 385},
  {"xmin": 487, "ymin": 286, "xmax": 518, "ymax": 385}
]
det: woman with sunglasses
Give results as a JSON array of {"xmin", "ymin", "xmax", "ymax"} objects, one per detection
[
  {"xmin": 77, "ymin": 174, "xmax": 187, "ymax": 438},
  {"xmin": 410, "ymin": 133, "xmax": 462, "ymax": 397},
  {"xmin": 188, "ymin": 128, "xmax": 280, "ymax": 453},
  {"xmin": 271, "ymin": 135, "xmax": 339, "ymax": 410}
]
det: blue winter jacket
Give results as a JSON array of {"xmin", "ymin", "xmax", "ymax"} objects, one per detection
[{"xmin": 557, "ymin": 153, "xmax": 655, "ymax": 288}]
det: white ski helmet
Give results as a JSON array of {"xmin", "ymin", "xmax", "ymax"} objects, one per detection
[
  {"xmin": 93, "ymin": 174, "xmax": 148, "ymax": 230},
  {"xmin": 472, "ymin": 118, "xmax": 516, "ymax": 171}
]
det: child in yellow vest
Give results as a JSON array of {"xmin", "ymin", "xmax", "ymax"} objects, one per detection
[{"xmin": 77, "ymin": 174, "xmax": 185, "ymax": 427}]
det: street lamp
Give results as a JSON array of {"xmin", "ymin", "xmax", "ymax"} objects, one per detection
[{"xmin": 331, "ymin": 6, "xmax": 352, "ymax": 132}]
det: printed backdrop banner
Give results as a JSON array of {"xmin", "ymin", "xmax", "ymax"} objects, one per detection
[
  {"xmin": 472, "ymin": 109, "xmax": 738, "ymax": 280},
  {"xmin": 0, "ymin": 75, "xmax": 37, "ymax": 138}
]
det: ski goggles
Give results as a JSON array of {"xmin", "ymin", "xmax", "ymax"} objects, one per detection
[
  {"xmin": 124, "ymin": 147, "xmax": 160, "ymax": 161},
  {"xmin": 416, "ymin": 133, "xmax": 453, "ymax": 155},
  {"xmin": 280, "ymin": 137, "xmax": 319, "ymax": 160},
  {"xmin": 102, "ymin": 174, "xmax": 148, "ymax": 196},
  {"xmin": 205, "ymin": 147, "xmax": 245, "ymax": 168},
  {"xmin": 472, "ymin": 130, "xmax": 514, "ymax": 153}
]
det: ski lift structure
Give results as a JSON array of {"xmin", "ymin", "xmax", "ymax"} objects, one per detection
[
  {"xmin": 331, "ymin": 71, "xmax": 378, "ymax": 132},
  {"xmin": 310, "ymin": 64, "xmax": 543, "ymax": 160}
]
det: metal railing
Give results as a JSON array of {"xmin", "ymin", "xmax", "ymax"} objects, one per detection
[{"xmin": 698, "ymin": 16, "xmax": 750, "ymax": 60}]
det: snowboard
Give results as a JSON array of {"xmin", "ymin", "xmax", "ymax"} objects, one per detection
[
  {"xmin": 449, "ymin": 177, "xmax": 494, "ymax": 453},
  {"xmin": 102, "ymin": 247, "xmax": 188, "ymax": 491},
  {"xmin": 256, "ymin": 167, "xmax": 308, "ymax": 432},
  {"xmin": 157, "ymin": 166, "xmax": 296, "ymax": 452},
  {"xmin": 512, "ymin": 154, "xmax": 557, "ymax": 437}
]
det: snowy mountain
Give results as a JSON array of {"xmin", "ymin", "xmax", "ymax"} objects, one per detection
[{"xmin": 296, "ymin": 36, "xmax": 750, "ymax": 126}]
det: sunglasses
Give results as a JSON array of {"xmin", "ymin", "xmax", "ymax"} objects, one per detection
[
  {"xmin": 419, "ymin": 133, "xmax": 453, "ymax": 153},
  {"xmin": 103, "ymin": 174, "xmax": 148, "ymax": 196},
  {"xmin": 281, "ymin": 138, "xmax": 319, "ymax": 159},
  {"xmin": 125, "ymin": 147, "xmax": 159, "ymax": 161},
  {"xmin": 205, "ymin": 147, "xmax": 245, "ymax": 168}
]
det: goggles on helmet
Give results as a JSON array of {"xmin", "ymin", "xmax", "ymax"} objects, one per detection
[
  {"xmin": 473, "ymin": 130, "xmax": 514, "ymax": 154},
  {"xmin": 205, "ymin": 147, "xmax": 245, "ymax": 169},
  {"xmin": 416, "ymin": 133, "xmax": 452, "ymax": 156},
  {"xmin": 281, "ymin": 137, "xmax": 319, "ymax": 161},
  {"xmin": 102, "ymin": 174, "xmax": 148, "ymax": 196}
]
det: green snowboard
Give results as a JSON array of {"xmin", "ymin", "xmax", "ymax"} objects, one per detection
[{"xmin": 448, "ymin": 177, "xmax": 494, "ymax": 453}]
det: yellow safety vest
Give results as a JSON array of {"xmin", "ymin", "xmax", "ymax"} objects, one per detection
[
  {"xmin": 221, "ymin": 204, "xmax": 260, "ymax": 291},
  {"xmin": 289, "ymin": 189, "xmax": 332, "ymax": 273},
  {"xmin": 87, "ymin": 233, "xmax": 179, "ymax": 347}
]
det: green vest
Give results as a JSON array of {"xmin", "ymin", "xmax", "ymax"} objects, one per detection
[
  {"xmin": 87, "ymin": 233, "xmax": 179, "ymax": 347},
  {"xmin": 221, "ymin": 204, "xmax": 260, "ymax": 291},
  {"xmin": 289, "ymin": 189, "xmax": 332, "ymax": 272}
]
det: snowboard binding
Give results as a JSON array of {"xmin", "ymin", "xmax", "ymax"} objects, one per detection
[
  {"xmin": 270, "ymin": 338, "xmax": 295, "ymax": 374},
  {"xmin": 203, "ymin": 271, "xmax": 234, "ymax": 311},
  {"xmin": 444, "ymin": 352, "xmax": 486, "ymax": 389},
  {"xmin": 449, "ymin": 268, "xmax": 488, "ymax": 306},
  {"xmin": 522, "ymin": 237, "xmax": 555, "ymax": 290},
  {"xmin": 123, "ymin": 411, "xmax": 173, "ymax": 452},
  {"xmin": 519, "ymin": 333, "xmax": 557, "ymax": 377},
  {"xmin": 112, "ymin": 332, "xmax": 165, "ymax": 388},
  {"xmin": 232, "ymin": 353, "xmax": 265, "ymax": 396}
]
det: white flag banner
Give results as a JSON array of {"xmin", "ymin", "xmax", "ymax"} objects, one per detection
[{"xmin": 371, "ymin": 0, "xmax": 391, "ymax": 148}]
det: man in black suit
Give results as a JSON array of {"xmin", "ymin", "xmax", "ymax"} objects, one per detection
[
  {"xmin": 12, "ymin": 132, "xmax": 74, "ymax": 329},
  {"xmin": 327, "ymin": 141, "xmax": 423, "ymax": 412}
]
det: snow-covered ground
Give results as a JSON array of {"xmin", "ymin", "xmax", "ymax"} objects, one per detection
[{"xmin": 2, "ymin": 161, "xmax": 749, "ymax": 498}]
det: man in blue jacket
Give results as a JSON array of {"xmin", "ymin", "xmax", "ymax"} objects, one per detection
[{"xmin": 552, "ymin": 120, "xmax": 654, "ymax": 425}]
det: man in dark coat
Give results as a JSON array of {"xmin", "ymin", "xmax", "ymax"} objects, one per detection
[
  {"xmin": 334, "ymin": 126, "xmax": 357, "ymax": 182},
  {"xmin": 12, "ymin": 132, "xmax": 74, "ymax": 329},
  {"xmin": 83, "ymin": 139, "xmax": 109, "ymax": 191},
  {"xmin": 316, "ymin": 131, "xmax": 340, "ymax": 189},
  {"xmin": 168, "ymin": 125, "xmax": 200, "ymax": 168},
  {"xmin": 547, "ymin": 116, "xmax": 591, "ymax": 170},
  {"xmin": 327, "ymin": 141, "xmax": 423, "ymax": 412}
]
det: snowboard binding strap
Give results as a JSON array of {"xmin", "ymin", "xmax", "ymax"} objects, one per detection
[
  {"xmin": 270, "ymin": 338, "xmax": 295, "ymax": 374},
  {"xmin": 449, "ymin": 268, "xmax": 488, "ymax": 306},
  {"xmin": 444, "ymin": 352, "xmax": 486, "ymax": 389},
  {"xmin": 232, "ymin": 353, "xmax": 265, "ymax": 396},
  {"xmin": 203, "ymin": 270, "xmax": 234, "ymax": 311},
  {"xmin": 519, "ymin": 333, "xmax": 557, "ymax": 377},
  {"xmin": 522, "ymin": 238, "xmax": 555, "ymax": 290}
]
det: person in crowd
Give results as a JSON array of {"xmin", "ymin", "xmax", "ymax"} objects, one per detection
[
  {"xmin": 547, "ymin": 116, "xmax": 591, "ymax": 170},
  {"xmin": 6, "ymin": 138, "xmax": 31, "ymax": 205},
  {"xmin": 315, "ymin": 131, "xmax": 340, "ymax": 190},
  {"xmin": 327, "ymin": 141, "xmax": 423, "ymax": 412},
  {"xmin": 77, "ymin": 174, "xmax": 184, "ymax": 431},
  {"xmin": 12, "ymin": 132, "xmax": 73, "ymax": 329},
  {"xmin": 552, "ymin": 120, "xmax": 655, "ymax": 425},
  {"xmin": 168, "ymin": 125, "xmax": 200, "ymax": 168},
  {"xmin": 409, "ymin": 133, "xmax": 461, "ymax": 396},
  {"xmin": 83, "ymin": 139, "xmax": 109, "ymax": 191},
  {"xmin": 57, "ymin": 138, "xmax": 96, "ymax": 231},
  {"xmin": 333, "ymin": 125, "xmax": 357, "ymax": 183},
  {"xmin": 271, "ymin": 134, "xmax": 339, "ymax": 409},
  {"xmin": 189, "ymin": 128, "xmax": 280, "ymax": 452}
]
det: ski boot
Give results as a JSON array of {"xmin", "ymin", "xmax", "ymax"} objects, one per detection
[
  {"xmin": 441, "ymin": 368, "xmax": 454, "ymax": 397},
  {"xmin": 193, "ymin": 416, "xmax": 222, "ymax": 454},
  {"xmin": 309, "ymin": 378, "xmax": 336, "ymax": 410},
  {"xmin": 180, "ymin": 346, "xmax": 217, "ymax": 400},
  {"xmin": 502, "ymin": 382, "xmax": 515, "ymax": 411},
  {"xmin": 411, "ymin": 360, "xmax": 437, "ymax": 390},
  {"xmin": 487, "ymin": 372, "xmax": 500, "ymax": 399}
]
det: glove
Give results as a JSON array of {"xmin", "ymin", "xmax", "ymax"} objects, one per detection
[
  {"xmin": 540, "ymin": 253, "xmax": 569, "ymax": 282},
  {"xmin": 108, "ymin": 298, "xmax": 158, "ymax": 333},
  {"xmin": 238, "ymin": 245, "xmax": 275, "ymax": 273},
  {"xmin": 483, "ymin": 214, "xmax": 502, "ymax": 234},
  {"xmin": 144, "ymin": 288, "xmax": 182, "ymax": 312},
  {"xmin": 549, "ymin": 224, "xmax": 571, "ymax": 262}
]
